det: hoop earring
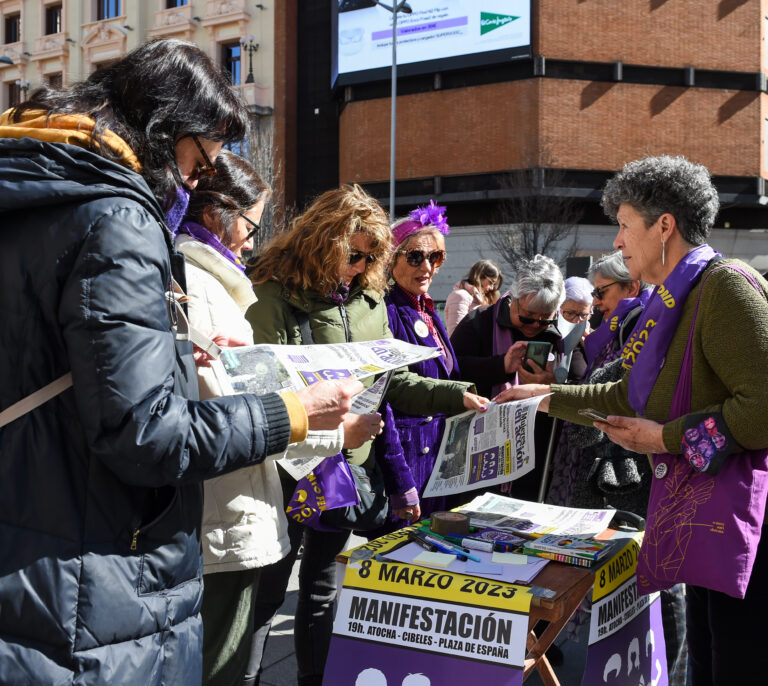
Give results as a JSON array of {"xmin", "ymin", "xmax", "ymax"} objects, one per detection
[{"xmin": 661, "ymin": 241, "xmax": 666, "ymax": 267}]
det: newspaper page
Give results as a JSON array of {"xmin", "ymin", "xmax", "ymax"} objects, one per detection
[
  {"xmin": 211, "ymin": 338, "xmax": 440, "ymax": 396},
  {"xmin": 458, "ymin": 492, "xmax": 615, "ymax": 539},
  {"xmin": 422, "ymin": 395, "xmax": 547, "ymax": 498},
  {"xmin": 277, "ymin": 373, "xmax": 393, "ymax": 481}
]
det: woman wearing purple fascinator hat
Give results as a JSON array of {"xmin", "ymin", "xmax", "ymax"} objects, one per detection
[{"xmin": 365, "ymin": 201, "xmax": 489, "ymax": 535}]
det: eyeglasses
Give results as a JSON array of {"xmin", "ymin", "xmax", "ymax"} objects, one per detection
[
  {"xmin": 516, "ymin": 300, "xmax": 558, "ymax": 327},
  {"xmin": 561, "ymin": 308, "xmax": 593, "ymax": 322},
  {"xmin": 399, "ymin": 249, "xmax": 446, "ymax": 268},
  {"xmin": 590, "ymin": 281, "xmax": 621, "ymax": 300},
  {"xmin": 181, "ymin": 134, "xmax": 217, "ymax": 181},
  {"xmin": 238, "ymin": 213, "xmax": 261, "ymax": 241},
  {"xmin": 348, "ymin": 250, "xmax": 377, "ymax": 265}
]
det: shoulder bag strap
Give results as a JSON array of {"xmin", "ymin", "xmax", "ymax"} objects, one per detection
[{"xmin": 0, "ymin": 373, "xmax": 73, "ymax": 428}]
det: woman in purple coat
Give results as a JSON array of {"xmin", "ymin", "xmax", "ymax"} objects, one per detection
[{"xmin": 373, "ymin": 202, "xmax": 488, "ymax": 533}]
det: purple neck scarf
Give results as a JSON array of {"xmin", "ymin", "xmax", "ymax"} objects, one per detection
[
  {"xmin": 165, "ymin": 186, "xmax": 190, "ymax": 235},
  {"xmin": 177, "ymin": 220, "xmax": 245, "ymax": 272},
  {"xmin": 584, "ymin": 289, "xmax": 652, "ymax": 368},
  {"xmin": 622, "ymin": 244, "xmax": 720, "ymax": 415},
  {"xmin": 491, "ymin": 294, "xmax": 516, "ymax": 397}
]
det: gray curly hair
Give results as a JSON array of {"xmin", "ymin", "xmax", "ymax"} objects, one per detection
[
  {"xmin": 601, "ymin": 155, "xmax": 719, "ymax": 246},
  {"xmin": 509, "ymin": 254, "xmax": 565, "ymax": 313}
]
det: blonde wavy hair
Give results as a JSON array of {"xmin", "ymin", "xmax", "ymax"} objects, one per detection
[{"xmin": 249, "ymin": 184, "xmax": 392, "ymax": 296}]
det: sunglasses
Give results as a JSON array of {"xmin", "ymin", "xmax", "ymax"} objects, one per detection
[
  {"xmin": 516, "ymin": 300, "xmax": 558, "ymax": 327},
  {"xmin": 399, "ymin": 249, "xmax": 446, "ymax": 268},
  {"xmin": 181, "ymin": 134, "xmax": 217, "ymax": 181},
  {"xmin": 591, "ymin": 281, "xmax": 621, "ymax": 300},
  {"xmin": 238, "ymin": 213, "xmax": 261, "ymax": 241},
  {"xmin": 348, "ymin": 250, "xmax": 377, "ymax": 265}
]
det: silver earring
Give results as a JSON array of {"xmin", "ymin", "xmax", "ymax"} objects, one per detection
[{"xmin": 661, "ymin": 241, "xmax": 665, "ymax": 267}]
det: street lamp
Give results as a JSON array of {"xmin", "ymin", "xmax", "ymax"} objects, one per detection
[
  {"xmin": 15, "ymin": 79, "xmax": 30, "ymax": 99},
  {"xmin": 376, "ymin": 1, "xmax": 412, "ymax": 221},
  {"xmin": 240, "ymin": 35, "xmax": 259, "ymax": 84}
]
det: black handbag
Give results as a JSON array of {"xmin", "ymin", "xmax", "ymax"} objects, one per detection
[{"xmin": 291, "ymin": 306, "xmax": 390, "ymax": 532}]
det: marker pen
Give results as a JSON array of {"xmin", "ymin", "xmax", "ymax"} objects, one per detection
[{"xmin": 421, "ymin": 533, "xmax": 482, "ymax": 562}]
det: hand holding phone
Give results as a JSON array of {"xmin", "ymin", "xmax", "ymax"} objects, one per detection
[
  {"xmin": 523, "ymin": 341, "xmax": 552, "ymax": 373},
  {"xmin": 578, "ymin": 408, "xmax": 609, "ymax": 422}
]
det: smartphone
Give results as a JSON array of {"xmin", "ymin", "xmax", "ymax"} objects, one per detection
[
  {"xmin": 578, "ymin": 408, "xmax": 609, "ymax": 422},
  {"xmin": 523, "ymin": 341, "xmax": 552, "ymax": 373}
]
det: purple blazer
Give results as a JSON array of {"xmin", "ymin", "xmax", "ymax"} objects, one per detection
[{"xmin": 375, "ymin": 286, "xmax": 465, "ymax": 531}]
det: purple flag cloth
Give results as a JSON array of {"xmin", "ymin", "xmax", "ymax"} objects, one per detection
[
  {"xmin": 584, "ymin": 289, "xmax": 651, "ymax": 369},
  {"xmin": 622, "ymin": 244, "xmax": 719, "ymax": 415},
  {"xmin": 177, "ymin": 220, "xmax": 245, "ymax": 272},
  {"xmin": 164, "ymin": 185, "xmax": 190, "ymax": 235},
  {"xmin": 286, "ymin": 453, "xmax": 360, "ymax": 532}
]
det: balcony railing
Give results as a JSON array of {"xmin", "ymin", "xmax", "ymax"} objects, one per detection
[
  {"xmin": 149, "ymin": 3, "xmax": 196, "ymax": 38},
  {"xmin": 33, "ymin": 33, "xmax": 69, "ymax": 59},
  {"xmin": 202, "ymin": 0, "xmax": 250, "ymax": 25}
]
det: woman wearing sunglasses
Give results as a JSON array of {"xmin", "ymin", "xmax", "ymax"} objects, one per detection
[
  {"xmin": 450, "ymin": 253, "xmax": 566, "ymax": 500},
  {"xmin": 244, "ymin": 185, "xmax": 477, "ymax": 686},
  {"xmin": 366, "ymin": 202, "xmax": 489, "ymax": 534}
]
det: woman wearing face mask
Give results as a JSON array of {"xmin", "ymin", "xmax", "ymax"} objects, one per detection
[
  {"xmin": 369, "ymin": 202, "xmax": 488, "ymax": 532},
  {"xmin": 243, "ymin": 185, "xmax": 481, "ymax": 686},
  {"xmin": 0, "ymin": 39, "xmax": 356, "ymax": 686}
]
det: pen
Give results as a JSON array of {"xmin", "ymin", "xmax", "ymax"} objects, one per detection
[
  {"xmin": 408, "ymin": 532, "xmax": 438, "ymax": 553},
  {"xmin": 421, "ymin": 533, "xmax": 482, "ymax": 562}
]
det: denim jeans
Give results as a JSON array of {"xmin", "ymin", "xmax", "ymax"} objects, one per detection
[{"xmin": 244, "ymin": 471, "xmax": 349, "ymax": 686}]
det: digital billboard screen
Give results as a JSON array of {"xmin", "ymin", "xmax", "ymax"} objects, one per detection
[{"xmin": 332, "ymin": 1, "xmax": 532, "ymax": 87}]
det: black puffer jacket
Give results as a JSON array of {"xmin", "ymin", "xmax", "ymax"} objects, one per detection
[{"xmin": 0, "ymin": 136, "xmax": 291, "ymax": 685}]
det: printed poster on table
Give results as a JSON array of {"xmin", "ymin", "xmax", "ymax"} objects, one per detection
[
  {"xmin": 582, "ymin": 534, "xmax": 668, "ymax": 686},
  {"xmin": 324, "ymin": 548, "xmax": 532, "ymax": 686},
  {"xmin": 423, "ymin": 395, "xmax": 546, "ymax": 498}
]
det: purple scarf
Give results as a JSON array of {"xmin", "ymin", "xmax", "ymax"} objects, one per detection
[
  {"xmin": 622, "ymin": 244, "xmax": 720, "ymax": 415},
  {"xmin": 177, "ymin": 220, "xmax": 245, "ymax": 272},
  {"xmin": 165, "ymin": 185, "xmax": 190, "ymax": 235},
  {"xmin": 584, "ymin": 289, "xmax": 652, "ymax": 368},
  {"xmin": 491, "ymin": 295, "xmax": 516, "ymax": 397}
]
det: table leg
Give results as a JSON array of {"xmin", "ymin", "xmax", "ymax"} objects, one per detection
[{"xmin": 523, "ymin": 573, "xmax": 594, "ymax": 684}]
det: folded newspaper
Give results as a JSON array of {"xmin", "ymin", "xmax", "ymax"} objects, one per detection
[
  {"xmin": 421, "ymin": 394, "xmax": 548, "ymax": 498},
  {"xmin": 210, "ymin": 338, "xmax": 440, "ymax": 480}
]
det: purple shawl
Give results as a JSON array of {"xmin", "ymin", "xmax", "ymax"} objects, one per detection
[
  {"xmin": 584, "ymin": 289, "xmax": 652, "ymax": 369},
  {"xmin": 622, "ymin": 244, "xmax": 720, "ymax": 415}
]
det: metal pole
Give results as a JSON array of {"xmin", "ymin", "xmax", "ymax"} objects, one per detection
[{"xmin": 389, "ymin": 6, "xmax": 398, "ymax": 223}]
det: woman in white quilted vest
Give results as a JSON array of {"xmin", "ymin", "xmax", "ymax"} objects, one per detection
[{"xmin": 175, "ymin": 151, "xmax": 376, "ymax": 686}]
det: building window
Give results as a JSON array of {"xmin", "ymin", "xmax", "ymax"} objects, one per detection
[
  {"xmin": 166, "ymin": 0, "xmax": 188, "ymax": 7},
  {"xmin": 47, "ymin": 72, "xmax": 63, "ymax": 89},
  {"xmin": 4, "ymin": 13, "xmax": 20, "ymax": 44},
  {"xmin": 222, "ymin": 43, "xmax": 241, "ymax": 86},
  {"xmin": 45, "ymin": 4, "xmax": 63, "ymax": 35},
  {"xmin": 97, "ymin": 0, "xmax": 121, "ymax": 21},
  {"xmin": 8, "ymin": 81, "xmax": 21, "ymax": 106}
]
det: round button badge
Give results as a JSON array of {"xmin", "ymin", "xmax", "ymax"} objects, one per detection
[
  {"xmin": 414, "ymin": 320, "xmax": 429, "ymax": 338},
  {"xmin": 654, "ymin": 462, "xmax": 668, "ymax": 479}
]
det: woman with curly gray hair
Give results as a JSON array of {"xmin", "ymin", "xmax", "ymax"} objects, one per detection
[
  {"xmin": 451, "ymin": 253, "xmax": 565, "ymax": 499},
  {"xmin": 497, "ymin": 155, "xmax": 768, "ymax": 686}
]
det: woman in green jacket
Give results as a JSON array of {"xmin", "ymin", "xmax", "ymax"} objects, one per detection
[{"xmin": 243, "ymin": 184, "xmax": 485, "ymax": 686}]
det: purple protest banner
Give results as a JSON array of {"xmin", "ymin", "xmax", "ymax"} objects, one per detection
[
  {"xmin": 582, "ymin": 536, "xmax": 668, "ymax": 686},
  {"xmin": 323, "ymin": 554, "xmax": 531, "ymax": 686}
]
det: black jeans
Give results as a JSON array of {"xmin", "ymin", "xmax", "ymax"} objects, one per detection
[
  {"xmin": 245, "ymin": 472, "xmax": 349, "ymax": 686},
  {"xmin": 686, "ymin": 525, "xmax": 768, "ymax": 686}
]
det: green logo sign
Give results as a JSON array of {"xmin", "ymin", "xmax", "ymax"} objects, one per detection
[{"xmin": 480, "ymin": 12, "xmax": 519, "ymax": 35}]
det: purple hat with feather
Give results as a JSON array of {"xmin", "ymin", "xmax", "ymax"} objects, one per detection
[{"xmin": 391, "ymin": 200, "xmax": 450, "ymax": 246}]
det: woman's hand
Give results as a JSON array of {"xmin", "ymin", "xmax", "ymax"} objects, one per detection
[
  {"xmin": 492, "ymin": 384, "xmax": 551, "ymax": 412},
  {"xmin": 342, "ymin": 412, "xmax": 384, "ymax": 449},
  {"xmin": 595, "ymin": 415, "xmax": 666, "ymax": 454},
  {"xmin": 193, "ymin": 332, "xmax": 249, "ymax": 367},
  {"xmin": 394, "ymin": 503, "xmax": 421, "ymax": 522},
  {"xmin": 517, "ymin": 358, "xmax": 556, "ymax": 385},
  {"xmin": 295, "ymin": 378, "xmax": 363, "ymax": 430},
  {"xmin": 503, "ymin": 341, "xmax": 529, "ymax": 374},
  {"xmin": 463, "ymin": 392, "xmax": 489, "ymax": 412}
]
